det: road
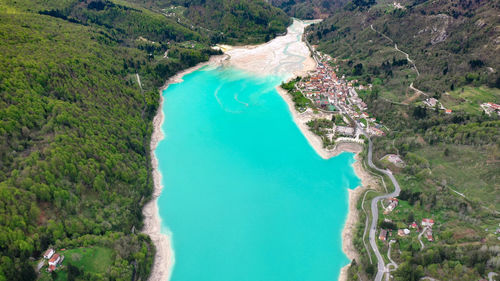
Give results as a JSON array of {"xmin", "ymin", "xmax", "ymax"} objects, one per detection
[
  {"xmin": 364, "ymin": 135, "xmax": 402, "ymax": 281},
  {"xmin": 136, "ymin": 73, "xmax": 143, "ymax": 90},
  {"xmin": 370, "ymin": 24, "xmax": 430, "ymax": 99},
  {"xmin": 361, "ymin": 190, "xmax": 376, "ymax": 265},
  {"xmin": 418, "ymin": 226, "xmax": 429, "ymax": 250},
  {"xmin": 394, "ymin": 44, "xmax": 420, "ymax": 77},
  {"xmin": 409, "ymin": 82, "xmax": 428, "ymax": 97},
  {"xmin": 386, "ymin": 240, "xmax": 398, "ymax": 281},
  {"xmin": 303, "ymin": 31, "xmax": 402, "ymax": 279}
]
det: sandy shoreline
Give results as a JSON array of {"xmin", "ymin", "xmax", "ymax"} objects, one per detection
[
  {"xmin": 142, "ymin": 55, "xmax": 228, "ymax": 281},
  {"xmin": 338, "ymin": 153, "xmax": 379, "ymax": 281}
]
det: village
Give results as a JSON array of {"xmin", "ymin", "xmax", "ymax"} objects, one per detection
[
  {"xmin": 289, "ymin": 47, "xmax": 448, "ymax": 276},
  {"xmin": 293, "ymin": 51, "xmax": 385, "ymax": 148}
]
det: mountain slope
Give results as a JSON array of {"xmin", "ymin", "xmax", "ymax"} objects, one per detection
[
  {"xmin": 305, "ymin": 1, "xmax": 500, "ymax": 280},
  {"xmin": 0, "ymin": 0, "xmax": 289, "ymax": 279},
  {"xmin": 122, "ymin": 0, "xmax": 291, "ymax": 43},
  {"xmin": 269, "ymin": 0, "xmax": 348, "ymax": 19},
  {"xmin": 308, "ymin": 0, "xmax": 500, "ymax": 94}
]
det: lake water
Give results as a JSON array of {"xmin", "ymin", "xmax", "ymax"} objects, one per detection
[{"xmin": 155, "ymin": 65, "xmax": 360, "ymax": 281}]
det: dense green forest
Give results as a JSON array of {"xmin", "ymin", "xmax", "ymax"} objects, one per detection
[
  {"xmin": 117, "ymin": 0, "xmax": 290, "ymax": 44},
  {"xmin": 269, "ymin": 0, "xmax": 348, "ymax": 19},
  {"xmin": 0, "ymin": 0, "xmax": 287, "ymax": 279},
  {"xmin": 303, "ymin": 0, "xmax": 500, "ymax": 280}
]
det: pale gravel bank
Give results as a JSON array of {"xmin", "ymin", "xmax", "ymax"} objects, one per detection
[{"xmin": 142, "ymin": 55, "xmax": 227, "ymax": 281}]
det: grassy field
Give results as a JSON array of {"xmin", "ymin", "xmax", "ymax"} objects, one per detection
[
  {"xmin": 38, "ymin": 247, "xmax": 114, "ymax": 280},
  {"xmin": 415, "ymin": 144, "xmax": 499, "ymax": 209},
  {"xmin": 61, "ymin": 247, "xmax": 113, "ymax": 274},
  {"xmin": 441, "ymin": 86, "xmax": 500, "ymax": 115}
]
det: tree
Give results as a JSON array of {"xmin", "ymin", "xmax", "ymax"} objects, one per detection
[
  {"xmin": 407, "ymin": 211, "xmax": 414, "ymax": 224},
  {"xmin": 353, "ymin": 63, "xmax": 363, "ymax": 76},
  {"xmin": 67, "ymin": 263, "xmax": 81, "ymax": 281},
  {"xmin": 412, "ymin": 106, "xmax": 427, "ymax": 119}
]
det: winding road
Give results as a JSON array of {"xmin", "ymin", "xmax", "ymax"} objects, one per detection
[
  {"xmin": 304, "ymin": 29, "xmax": 403, "ymax": 279},
  {"xmin": 386, "ymin": 240, "xmax": 398, "ymax": 280},
  {"xmin": 365, "ymin": 135, "xmax": 402, "ymax": 281},
  {"xmin": 361, "ymin": 190, "xmax": 376, "ymax": 265},
  {"xmin": 418, "ymin": 226, "xmax": 430, "ymax": 250}
]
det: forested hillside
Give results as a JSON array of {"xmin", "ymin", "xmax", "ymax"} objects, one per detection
[
  {"xmin": 304, "ymin": 0, "xmax": 500, "ymax": 280},
  {"xmin": 308, "ymin": 0, "xmax": 500, "ymax": 94},
  {"xmin": 0, "ymin": 0, "xmax": 288, "ymax": 279},
  {"xmin": 269, "ymin": 0, "xmax": 348, "ymax": 19},
  {"xmin": 122, "ymin": 0, "xmax": 290, "ymax": 44}
]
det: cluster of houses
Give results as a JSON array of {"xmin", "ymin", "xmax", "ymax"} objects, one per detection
[
  {"xmin": 43, "ymin": 248, "xmax": 64, "ymax": 272},
  {"xmin": 295, "ymin": 53, "xmax": 385, "ymax": 137},
  {"xmin": 378, "ymin": 195, "xmax": 437, "ymax": 243},
  {"xmin": 379, "ymin": 218, "xmax": 436, "ymax": 242},
  {"xmin": 481, "ymin": 102, "xmax": 500, "ymax": 116}
]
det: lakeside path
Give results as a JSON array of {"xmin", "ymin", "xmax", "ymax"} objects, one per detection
[{"xmin": 144, "ymin": 19, "xmax": 379, "ymax": 281}]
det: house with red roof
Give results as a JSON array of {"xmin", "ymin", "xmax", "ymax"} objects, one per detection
[
  {"xmin": 422, "ymin": 218, "xmax": 435, "ymax": 227},
  {"xmin": 47, "ymin": 253, "xmax": 63, "ymax": 272},
  {"xmin": 383, "ymin": 198, "xmax": 399, "ymax": 214},
  {"xmin": 379, "ymin": 229, "xmax": 388, "ymax": 241},
  {"xmin": 48, "ymin": 253, "xmax": 61, "ymax": 266},
  {"xmin": 426, "ymin": 230, "xmax": 434, "ymax": 242}
]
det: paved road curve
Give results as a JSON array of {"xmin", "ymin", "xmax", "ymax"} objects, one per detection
[{"xmin": 365, "ymin": 136, "xmax": 401, "ymax": 281}]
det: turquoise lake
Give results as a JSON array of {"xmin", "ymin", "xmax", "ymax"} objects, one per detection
[{"xmin": 155, "ymin": 66, "xmax": 360, "ymax": 281}]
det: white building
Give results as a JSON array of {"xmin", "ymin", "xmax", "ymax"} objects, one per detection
[{"xmin": 43, "ymin": 248, "xmax": 55, "ymax": 260}]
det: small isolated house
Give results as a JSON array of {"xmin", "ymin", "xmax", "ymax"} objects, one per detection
[
  {"xmin": 384, "ymin": 198, "xmax": 399, "ymax": 214},
  {"xmin": 43, "ymin": 248, "xmax": 55, "ymax": 260},
  {"xmin": 379, "ymin": 229, "xmax": 388, "ymax": 241},
  {"xmin": 422, "ymin": 218, "xmax": 435, "ymax": 227},
  {"xmin": 48, "ymin": 253, "xmax": 61, "ymax": 267},
  {"xmin": 426, "ymin": 230, "xmax": 434, "ymax": 242},
  {"xmin": 398, "ymin": 229, "xmax": 411, "ymax": 237}
]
